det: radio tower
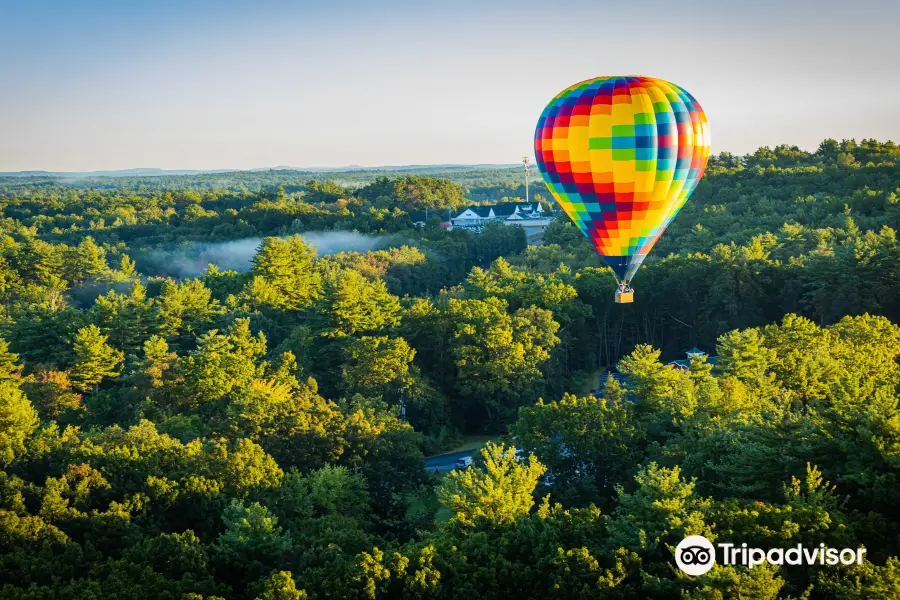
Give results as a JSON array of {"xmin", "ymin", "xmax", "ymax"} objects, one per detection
[{"xmin": 522, "ymin": 156, "xmax": 531, "ymax": 204}]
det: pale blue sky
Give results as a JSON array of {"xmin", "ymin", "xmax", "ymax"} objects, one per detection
[{"xmin": 1, "ymin": 0, "xmax": 897, "ymax": 171}]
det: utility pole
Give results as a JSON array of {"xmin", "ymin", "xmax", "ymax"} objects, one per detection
[{"xmin": 522, "ymin": 156, "xmax": 531, "ymax": 204}]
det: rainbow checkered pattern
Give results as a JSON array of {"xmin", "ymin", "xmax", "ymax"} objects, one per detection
[{"xmin": 534, "ymin": 76, "xmax": 710, "ymax": 282}]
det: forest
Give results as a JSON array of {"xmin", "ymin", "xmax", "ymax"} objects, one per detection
[{"xmin": 0, "ymin": 138, "xmax": 898, "ymax": 599}]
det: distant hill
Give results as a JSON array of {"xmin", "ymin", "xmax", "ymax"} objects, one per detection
[
  {"xmin": 0, "ymin": 168, "xmax": 238, "ymax": 178},
  {"xmin": 0, "ymin": 164, "xmax": 520, "ymax": 179}
]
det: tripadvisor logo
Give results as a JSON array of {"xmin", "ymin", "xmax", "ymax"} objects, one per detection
[
  {"xmin": 675, "ymin": 535, "xmax": 867, "ymax": 576},
  {"xmin": 676, "ymin": 536, "xmax": 716, "ymax": 575}
]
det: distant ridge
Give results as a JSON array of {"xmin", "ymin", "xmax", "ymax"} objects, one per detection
[
  {"xmin": 0, "ymin": 168, "xmax": 239, "ymax": 178},
  {"xmin": 0, "ymin": 164, "xmax": 521, "ymax": 179}
]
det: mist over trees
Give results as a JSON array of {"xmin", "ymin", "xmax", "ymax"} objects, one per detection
[{"xmin": 0, "ymin": 138, "xmax": 899, "ymax": 598}]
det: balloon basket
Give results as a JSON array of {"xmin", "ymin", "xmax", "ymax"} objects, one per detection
[{"xmin": 615, "ymin": 290, "xmax": 634, "ymax": 304}]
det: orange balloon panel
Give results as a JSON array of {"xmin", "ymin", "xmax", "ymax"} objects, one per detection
[{"xmin": 534, "ymin": 76, "xmax": 710, "ymax": 281}]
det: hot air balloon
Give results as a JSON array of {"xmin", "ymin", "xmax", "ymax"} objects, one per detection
[{"xmin": 534, "ymin": 76, "xmax": 710, "ymax": 303}]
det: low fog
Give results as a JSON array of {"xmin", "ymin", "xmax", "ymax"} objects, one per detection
[{"xmin": 135, "ymin": 231, "xmax": 402, "ymax": 279}]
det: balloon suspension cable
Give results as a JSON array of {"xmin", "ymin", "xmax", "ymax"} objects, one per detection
[{"xmin": 612, "ymin": 274, "xmax": 632, "ymax": 292}]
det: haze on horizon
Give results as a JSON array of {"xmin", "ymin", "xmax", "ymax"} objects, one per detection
[{"xmin": 2, "ymin": 0, "xmax": 898, "ymax": 173}]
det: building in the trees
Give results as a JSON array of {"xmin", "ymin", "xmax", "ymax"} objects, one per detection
[
  {"xmin": 450, "ymin": 202, "xmax": 554, "ymax": 234},
  {"xmin": 593, "ymin": 372, "xmax": 631, "ymax": 399},
  {"xmin": 408, "ymin": 209, "xmax": 453, "ymax": 228},
  {"xmin": 667, "ymin": 347, "xmax": 719, "ymax": 370}
]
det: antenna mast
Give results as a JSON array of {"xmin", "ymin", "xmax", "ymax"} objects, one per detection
[{"xmin": 522, "ymin": 156, "xmax": 531, "ymax": 204}]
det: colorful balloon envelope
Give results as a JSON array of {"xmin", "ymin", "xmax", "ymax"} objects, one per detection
[{"xmin": 534, "ymin": 76, "xmax": 710, "ymax": 283}]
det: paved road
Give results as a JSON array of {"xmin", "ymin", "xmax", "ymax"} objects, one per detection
[{"xmin": 424, "ymin": 450, "xmax": 475, "ymax": 472}]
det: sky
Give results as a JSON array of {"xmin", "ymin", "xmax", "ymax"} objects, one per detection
[{"xmin": 1, "ymin": 0, "xmax": 898, "ymax": 172}]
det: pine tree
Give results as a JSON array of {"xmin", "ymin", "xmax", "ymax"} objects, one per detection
[
  {"xmin": 156, "ymin": 279, "xmax": 225, "ymax": 349},
  {"xmin": 134, "ymin": 335, "xmax": 178, "ymax": 388},
  {"xmin": 92, "ymin": 281, "xmax": 159, "ymax": 356},
  {"xmin": 249, "ymin": 236, "xmax": 321, "ymax": 311},
  {"xmin": 62, "ymin": 236, "xmax": 109, "ymax": 284},
  {"xmin": 70, "ymin": 325, "xmax": 124, "ymax": 392},
  {"xmin": 0, "ymin": 380, "xmax": 38, "ymax": 465},
  {"xmin": 251, "ymin": 571, "xmax": 307, "ymax": 600},
  {"xmin": 322, "ymin": 269, "xmax": 400, "ymax": 336},
  {"xmin": 0, "ymin": 337, "xmax": 22, "ymax": 379},
  {"xmin": 343, "ymin": 336, "xmax": 414, "ymax": 397},
  {"xmin": 438, "ymin": 442, "xmax": 546, "ymax": 528}
]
